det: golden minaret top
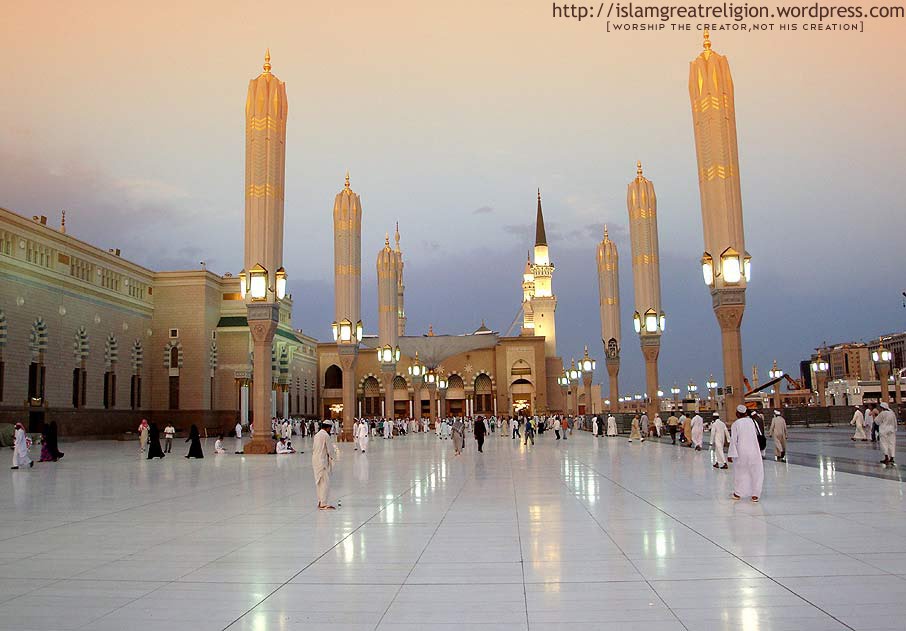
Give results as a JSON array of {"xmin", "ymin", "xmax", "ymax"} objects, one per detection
[
  {"xmin": 702, "ymin": 29, "xmax": 712, "ymax": 57},
  {"xmin": 385, "ymin": 233, "xmax": 390, "ymax": 248},
  {"xmin": 344, "ymin": 170, "xmax": 351, "ymax": 190},
  {"xmin": 636, "ymin": 160, "xmax": 644, "ymax": 180},
  {"xmin": 263, "ymin": 48, "xmax": 272, "ymax": 73}
]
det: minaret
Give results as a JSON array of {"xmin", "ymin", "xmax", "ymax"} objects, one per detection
[
  {"xmin": 596, "ymin": 225, "xmax": 621, "ymax": 410},
  {"xmin": 521, "ymin": 253, "xmax": 535, "ymax": 334},
  {"xmin": 377, "ymin": 233, "xmax": 400, "ymax": 419},
  {"xmin": 243, "ymin": 50, "xmax": 288, "ymax": 454},
  {"xmin": 394, "ymin": 222, "xmax": 407, "ymax": 337},
  {"xmin": 333, "ymin": 171, "xmax": 363, "ymax": 441},
  {"xmin": 530, "ymin": 190, "xmax": 557, "ymax": 357},
  {"xmin": 627, "ymin": 161, "xmax": 665, "ymax": 420},
  {"xmin": 689, "ymin": 30, "xmax": 749, "ymax": 414}
]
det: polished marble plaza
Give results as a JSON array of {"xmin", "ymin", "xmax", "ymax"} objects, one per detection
[{"xmin": 1, "ymin": 428, "xmax": 905, "ymax": 631}]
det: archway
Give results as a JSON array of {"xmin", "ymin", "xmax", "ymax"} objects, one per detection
[
  {"xmin": 510, "ymin": 378, "xmax": 534, "ymax": 417},
  {"xmin": 324, "ymin": 364, "xmax": 342, "ymax": 389}
]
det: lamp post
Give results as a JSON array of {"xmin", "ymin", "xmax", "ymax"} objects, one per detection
[
  {"xmin": 706, "ymin": 375, "xmax": 718, "ymax": 411},
  {"xmin": 407, "ymin": 352, "xmax": 425, "ymax": 424},
  {"xmin": 425, "ymin": 367, "xmax": 438, "ymax": 427},
  {"xmin": 568, "ymin": 359, "xmax": 581, "ymax": 416},
  {"xmin": 768, "ymin": 361, "xmax": 783, "ymax": 410},
  {"xmin": 688, "ymin": 381, "xmax": 698, "ymax": 412},
  {"xmin": 437, "ymin": 376, "xmax": 448, "ymax": 419},
  {"xmin": 811, "ymin": 351, "xmax": 829, "ymax": 407},
  {"xmin": 872, "ymin": 343, "xmax": 892, "ymax": 403},
  {"xmin": 558, "ymin": 374, "xmax": 569, "ymax": 414},
  {"xmin": 379, "ymin": 344, "xmax": 400, "ymax": 421},
  {"xmin": 580, "ymin": 346, "xmax": 596, "ymax": 415},
  {"xmin": 332, "ymin": 317, "xmax": 363, "ymax": 441},
  {"xmin": 670, "ymin": 384, "xmax": 680, "ymax": 413}
]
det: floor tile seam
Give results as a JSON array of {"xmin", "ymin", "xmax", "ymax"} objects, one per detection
[
  {"xmin": 372, "ymin": 460, "xmax": 478, "ymax": 631},
  {"xmin": 221, "ymin": 460, "xmax": 450, "ymax": 631},
  {"xmin": 508, "ymin": 440, "xmax": 531, "ymax": 631},
  {"xmin": 555, "ymin": 461, "xmax": 690, "ymax": 631},
  {"xmin": 571, "ymin": 450, "xmax": 860, "ymax": 630}
]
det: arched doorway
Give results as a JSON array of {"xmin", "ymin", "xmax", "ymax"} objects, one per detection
[
  {"xmin": 445, "ymin": 374, "xmax": 465, "ymax": 416},
  {"xmin": 362, "ymin": 376, "xmax": 380, "ymax": 417},
  {"xmin": 393, "ymin": 376, "xmax": 409, "ymax": 419},
  {"xmin": 474, "ymin": 373, "xmax": 493, "ymax": 415},
  {"xmin": 510, "ymin": 378, "xmax": 534, "ymax": 417},
  {"xmin": 324, "ymin": 364, "xmax": 342, "ymax": 389}
]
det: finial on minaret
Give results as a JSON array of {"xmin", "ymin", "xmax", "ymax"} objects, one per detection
[
  {"xmin": 703, "ymin": 28, "xmax": 711, "ymax": 51},
  {"xmin": 637, "ymin": 160, "xmax": 643, "ymax": 179},
  {"xmin": 537, "ymin": 188, "xmax": 541, "ymax": 201},
  {"xmin": 344, "ymin": 170, "xmax": 350, "ymax": 189},
  {"xmin": 60, "ymin": 210, "xmax": 66, "ymax": 234},
  {"xmin": 385, "ymin": 232, "xmax": 390, "ymax": 248},
  {"xmin": 263, "ymin": 48, "xmax": 271, "ymax": 73},
  {"xmin": 603, "ymin": 224, "xmax": 609, "ymax": 241},
  {"xmin": 428, "ymin": 324, "xmax": 434, "ymax": 336}
]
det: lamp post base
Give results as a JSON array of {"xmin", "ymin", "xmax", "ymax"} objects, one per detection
[
  {"xmin": 605, "ymin": 357, "xmax": 620, "ymax": 413},
  {"xmin": 640, "ymin": 335, "xmax": 661, "ymax": 421},
  {"xmin": 338, "ymin": 345, "xmax": 358, "ymax": 442}
]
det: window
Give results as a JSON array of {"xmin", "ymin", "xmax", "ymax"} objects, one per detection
[
  {"xmin": 169, "ymin": 346, "xmax": 179, "ymax": 369},
  {"xmin": 324, "ymin": 365, "xmax": 342, "ymax": 389},
  {"xmin": 169, "ymin": 329, "xmax": 179, "ymax": 339}
]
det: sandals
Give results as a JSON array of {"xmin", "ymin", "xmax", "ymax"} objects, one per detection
[
  {"xmin": 731, "ymin": 494, "xmax": 741, "ymax": 501},
  {"xmin": 751, "ymin": 497, "xmax": 759, "ymax": 503},
  {"xmin": 318, "ymin": 505, "xmax": 337, "ymax": 511}
]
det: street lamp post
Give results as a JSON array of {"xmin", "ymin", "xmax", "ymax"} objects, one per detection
[
  {"xmin": 768, "ymin": 361, "xmax": 783, "ymax": 410},
  {"xmin": 379, "ymin": 344, "xmax": 401, "ymax": 421},
  {"xmin": 706, "ymin": 375, "xmax": 718, "ymax": 411},
  {"xmin": 872, "ymin": 343, "xmax": 892, "ymax": 403},
  {"xmin": 558, "ymin": 374, "xmax": 569, "ymax": 414},
  {"xmin": 425, "ymin": 367, "xmax": 438, "ymax": 428},
  {"xmin": 688, "ymin": 381, "xmax": 698, "ymax": 412},
  {"xmin": 811, "ymin": 351, "xmax": 829, "ymax": 407},
  {"xmin": 670, "ymin": 384, "xmax": 680, "ymax": 413},
  {"xmin": 407, "ymin": 352, "xmax": 426, "ymax": 425},
  {"xmin": 437, "ymin": 376, "xmax": 448, "ymax": 420},
  {"xmin": 568, "ymin": 359, "xmax": 581, "ymax": 416},
  {"xmin": 580, "ymin": 346, "xmax": 596, "ymax": 415},
  {"xmin": 333, "ymin": 318, "xmax": 363, "ymax": 442}
]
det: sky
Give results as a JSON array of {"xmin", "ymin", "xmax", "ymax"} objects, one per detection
[{"xmin": 2, "ymin": 0, "xmax": 905, "ymax": 394}]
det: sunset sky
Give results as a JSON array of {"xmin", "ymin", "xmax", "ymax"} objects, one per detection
[{"xmin": 3, "ymin": 0, "xmax": 905, "ymax": 392}]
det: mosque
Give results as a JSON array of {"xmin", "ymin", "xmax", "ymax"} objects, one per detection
[{"xmin": 0, "ymin": 52, "xmax": 599, "ymax": 437}]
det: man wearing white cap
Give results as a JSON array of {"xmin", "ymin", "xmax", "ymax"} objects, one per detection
[
  {"xmin": 850, "ymin": 406, "xmax": 868, "ymax": 441},
  {"xmin": 767, "ymin": 409, "xmax": 788, "ymax": 462},
  {"xmin": 690, "ymin": 413, "xmax": 704, "ymax": 451},
  {"xmin": 710, "ymin": 412, "xmax": 729, "ymax": 469},
  {"xmin": 728, "ymin": 404, "xmax": 764, "ymax": 501},
  {"xmin": 877, "ymin": 402, "xmax": 897, "ymax": 465}
]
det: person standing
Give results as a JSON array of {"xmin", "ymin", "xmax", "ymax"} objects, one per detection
[
  {"xmin": 312, "ymin": 422, "xmax": 338, "ymax": 510},
  {"xmin": 234, "ymin": 421, "xmax": 243, "ymax": 454},
  {"xmin": 629, "ymin": 415, "xmax": 642, "ymax": 443},
  {"xmin": 654, "ymin": 414, "xmax": 663, "ymax": 438},
  {"xmin": 850, "ymin": 406, "xmax": 867, "ymax": 441},
  {"xmin": 554, "ymin": 418, "xmax": 562, "ymax": 440},
  {"xmin": 184, "ymin": 424, "xmax": 204, "ymax": 459},
  {"xmin": 523, "ymin": 417, "xmax": 535, "ymax": 446},
  {"xmin": 710, "ymin": 412, "xmax": 729, "ymax": 469},
  {"xmin": 10, "ymin": 423, "xmax": 33, "ymax": 470},
  {"xmin": 475, "ymin": 417, "xmax": 487, "ymax": 453},
  {"xmin": 607, "ymin": 413, "xmax": 618, "ymax": 437},
  {"xmin": 561, "ymin": 416, "xmax": 569, "ymax": 440},
  {"xmin": 281, "ymin": 419, "xmax": 291, "ymax": 443},
  {"xmin": 592, "ymin": 416, "xmax": 599, "ymax": 437},
  {"xmin": 877, "ymin": 402, "xmax": 897, "ymax": 465},
  {"xmin": 137, "ymin": 419, "xmax": 149, "ymax": 453},
  {"xmin": 728, "ymin": 404, "xmax": 764, "ymax": 502},
  {"xmin": 147, "ymin": 423, "xmax": 165, "ymax": 459},
  {"xmin": 354, "ymin": 418, "xmax": 369, "ymax": 454},
  {"xmin": 767, "ymin": 410, "xmax": 788, "ymax": 462},
  {"xmin": 870, "ymin": 405, "xmax": 880, "ymax": 442},
  {"xmin": 511, "ymin": 417, "xmax": 521, "ymax": 440},
  {"xmin": 452, "ymin": 418, "xmax": 464, "ymax": 455},
  {"xmin": 690, "ymin": 413, "xmax": 704, "ymax": 451},
  {"xmin": 680, "ymin": 413, "xmax": 691, "ymax": 445},
  {"xmin": 667, "ymin": 413, "xmax": 679, "ymax": 444},
  {"xmin": 164, "ymin": 422, "xmax": 176, "ymax": 454},
  {"xmin": 640, "ymin": 413, "xmax": 650, "ymax": 439}
]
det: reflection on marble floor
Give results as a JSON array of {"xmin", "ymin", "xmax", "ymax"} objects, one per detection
[{"xmin": 1, "ymin": 430, "xmax": 904, "ymax": 630}]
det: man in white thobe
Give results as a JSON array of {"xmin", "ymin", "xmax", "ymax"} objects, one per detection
[
  {"xmin": 592, "ymin": 416, "xmax": 599, "ymax": 437},
  {"xmin": 383, "ymin": 418, "xmax": 392, "ymax": 439},
  {"xmin": 767, "ymin": 410, "xmax": 788, "ymax": 462},
  {"xmin": 281, "ymin": 420, "xmax": 291, "ymax": 442},
  {"xmin": 355, "ymin": 419, "xmax": 370, "ymax": 454},
  {"xmin": 654, "ymin": 414, "xmax": 663, "ymax": 438},
  {"xmin": 606, "ymin": 414, "xmax": 617, "ymax": 437},
  {"xmin": 850, "ymin": 406, "xmax": 867, "ymax": 441},
  {"xmin": 710, "ymin": 413, "xmax": 729, "ymax": 469},
  {"xmin": 878, "ymin": 402, "xmax": 897, "ymax": 465},
  {"xmin": 312, "ymin": 423, "xmax": 338, "ymax": 510},
  {"xmin": 234, "ymin": 421, "xmax": 244, "ymax": 454},
  {"xmin": 728, "ymin": 404, "xmax": 764, "ymax": 501},
  {"xmin": 691, "ymin": 414, "xmax": 704, "ymax": 451},
  {"xmin": 10, "ymin": 423, "xmax": 32, "ymax": 469}
]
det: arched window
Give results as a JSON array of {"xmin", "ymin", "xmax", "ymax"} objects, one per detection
[
  {"xmin": 511, "ymin": 359, "xmax": 531, "ymax": 376},
  {"xmin": 475, "ymin": 373, "xmax": 493, "ymax": 414},
  {"xmin": 324, "ymin": 365, "xmax": 342, "ymax": 389},
  {"xmin": 169, "ymin": 346, "xmax": 179, "ymax": 369},
  {"xmin": 362, "ymin": 376, "xmax": 381, "ymax": 416}
]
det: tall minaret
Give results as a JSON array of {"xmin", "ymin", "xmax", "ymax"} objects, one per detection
[
  {"xmin": 333, "ymin": 171, "xmax": 363, "ymax": 441},
  {"xmin": 627, "ymin": 161, "xmax": 664, "ymax": 420},
  {"xmin": 596, "ymin": 225, "xmax": 621, "ymax": 410},
  {"xmin": 394, "ymin": 222, "xmax": 407, "ymax": 337},
  {"xmin": 521, "ymin": 254, "xmax": 535, "ymax": 334},
  {"xmin": 689, "ymin": 29, "xmax": 749, "ymax": 413},
  {"xmin": 243, "ymin": 50, "xmax": 288, "ymax": 454},
  {"xmin": 530, "ymin": 190, "xmax": 557, "ymax": 357},
  {"xmin": 376, "ymin": 233, "xmax": 400, "ymax": 419}
]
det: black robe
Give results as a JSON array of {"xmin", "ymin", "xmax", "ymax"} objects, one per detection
[
  {"xmin": 47, "ymin": 421, "xmax": 64, "ymax": 460},
  {"xmin": 185, "ymin": 425, "xmax": 204, "ymax": 458},
  {"xmin": 147, "ymin": 423, "xmax": 165, "ymax": 459}
]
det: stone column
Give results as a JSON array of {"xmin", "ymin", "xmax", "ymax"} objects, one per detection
[
  {"xmin": 245, "ymin": 304, "xmax": 278, "ymax": 454},
  {"xmin": 428, "ymin": 382, "xmax": 437, "ymax": 427},
  {"xmin": 338, "ymin": 345, "xmax": 358, "ymax": 442},
  {"xmin": 583, "ymin": 373, "xmax": 593, "ymax": 415},
  {"xmin": 641, "ymin": 336, "xmax": 660, "ymax": 420},
  {"xmin": 815, "ymin": 371, "xmax": 828, "ymax": 407},
  {"xmin": 713, "ymin": 292, "xmax": 745, "ymax": 413},
  {"xmin": 878, "ymin": 361, "xmax": 891, "ymax": 403},
  {"xmin": 382, "ymin": 366, "xmax": 395, "ymax": 420},
  {"xmin": 605, "ymin": 358, "xmax": 619, "ymax": 411}
]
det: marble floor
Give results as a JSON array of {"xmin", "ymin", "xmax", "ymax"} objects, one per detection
[{"xmin": 1, "ymin": 429, "xmax": 905, "ymax": 631}]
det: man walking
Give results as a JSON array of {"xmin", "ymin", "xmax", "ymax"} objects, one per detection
[
  {"xmin": 767, "ymin": 410, "xmax": 788, "ymax": 462},
  {"xmin": 710, "ymin": 412, "xmax": 729, "ymax": 469},
  {"xmin": 667, "ymin": 413, "xmax": 679, "ymax": 444},
  {"xmin": 728, "ymin": 404, "xmax": 764, "ymax": 502},
  {"xmin": 878, "ymin": 402, "xmax": 897, "ymax": 465},
  {"xmin": 312, "ymin": 422, "xmax": 338, "ymax": 510}
]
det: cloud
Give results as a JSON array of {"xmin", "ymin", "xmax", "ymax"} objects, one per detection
[{"xmin": 472, "ymin": 205, "xmax": 494, "ymax": 215}]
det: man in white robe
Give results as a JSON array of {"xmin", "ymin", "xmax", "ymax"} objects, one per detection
[
  {"xmin": 592, "ymin": 416, "xmax": 599, "ymax": 437},
  {"xmin": 728, "ymin": 404, "xmax": 764, "ymax": 501},
  {"xmin": 234, "ymin": 421, "xmax": 244, "ymax": 454},
  {"xmin": 767, "ymin": 410, "xmax": 788, "ymax": 462},
  {"xmin": 710, "ymin": 412, "xmax": 729, "ymax": 469},
  {"xmin": 606, "ymin": 414, "xmax": 618, "ymax": 437},
  {"xmin": 850, "ymin": 406, "xmax": 867, "ymax": 441},
  {"xmin": 878, "ymin": 402, "xmax": 897, "ymax": 465},
  {"xmin": 312, "ymin": 422, "xmax": 338, "ymax": 510},
  {"xmin": 10, "ymin": 423, "xmax": 33, "ymax": 469},
  {"xmin": 281, "ymin": 420, "xmax": 291, "ymax": 443},
  {"xmin": 383, "ymin": 418, "xmax": 392, "ymax": 440},
  {"xmin": 355, "ymin": 419, "xmax": 370, "ymax": 454},
  {"xmin": 654, "ymin": 414, "xmax": 663, "ymax": 438},
  {"xmin": 690, "ymin": 414, "xmax": 704, "ymax": 451}
]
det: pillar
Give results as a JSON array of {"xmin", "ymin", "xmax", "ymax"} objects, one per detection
[
  {"xmin": 641, "ymin": 336, "xmax": 660, "ymax": 420},
  {"xmin": 382, "ymin": 367, "xmax": 395, "ymax": 420},
  {"xmin": 879, "ymin": 362, "xmax": 891, "ymax": 404},
  {"xmin": 605, "ymin": 358, "xmax": 619, "ymax": 411},
  {"xmin": 245, "ymin": 305, "xmax": 278, "ymax": 454},
  {"xmin": 714, "ymin": 295, "xmax": 745, "ymax": 414},
  {"xmin": 240, "ymin": 382, "xmax": 249, "ymax": 425},
  {"xmin": 338, "ymin": 346, "xmax": 358, "ymax": 441}
]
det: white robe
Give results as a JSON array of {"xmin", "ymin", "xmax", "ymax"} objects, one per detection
[
  {"xmin": 12, "ymin": 428, "xmax": 31, "ymax": 468},
  {"xmin": 311, "ymin": 429, "xmax": 337, "ymax": 505},
  {"xmin": 851, "ymin": 410, "xmax": 867, "ymax": 440},
  {"xmin": 878, "ymin": 409, "xmax": 897, "ymax": 459},
  {"xmin": 654, "ymin": 416, "xmax": 663, "ymax": 436},
  {"xmin": 234, "ymin": 423, "xmax": 243, "ymax": 453},
  {"xmin": 276, "ymin": 440, "xmax": 294, "ymax": 454},
  {"xmin": 710, "ymin": 419, "xmax": 729, "ymax": 465},
  {"xmin": 728, "ymin": 417, "xmax": 764, "ymax": 498},
  {"xmin": 383, "ymin": 420, "xmax": 392, "ymax": 439},
  {"xmin": 606, "ymin": 416, "xmax": 617, "ymax": 436},
  {"xmin": 354, "ymin": 421, "xmax": 370, "ymax": 453},
  {"xmin": 281, "ymin": 422, "xmax": 291, "ymax": 441},
  {"xmin": 691, "ymin": 415, "xmax": 704, "ymax": 448},
  {"xmin": 214, "ymin": 439, "xmax": 226, "ymax": 454},
  {"xmin": 592, "ymin": 417, "xmax": 599, "ymax": 435}
]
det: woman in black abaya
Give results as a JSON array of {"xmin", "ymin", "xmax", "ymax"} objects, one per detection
[
  {"xmin": 185, "ymin": 424, "xmax": 204, "ymax": 459},
  {"xmin": 147, "ymin": 423, "xmax": 165, "ymax": 459}
]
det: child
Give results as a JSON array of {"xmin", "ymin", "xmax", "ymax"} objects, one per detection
[{"xmin": 214, "ymin": 434, "xmax": 226, "ymax": 454}]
